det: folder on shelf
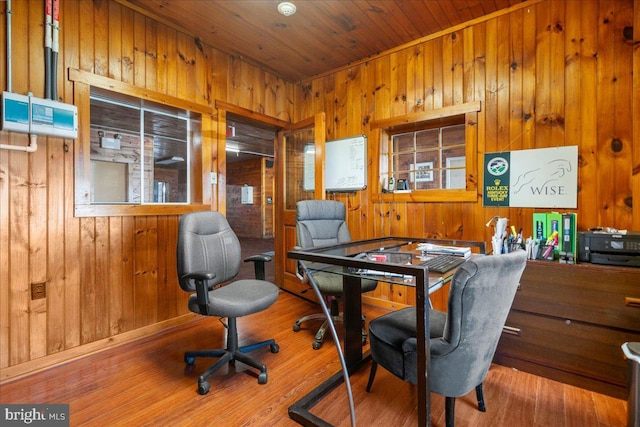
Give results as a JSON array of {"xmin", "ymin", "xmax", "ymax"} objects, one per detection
[
  {"xmin": 546, "ymin": 212, "xmax": 562, "ymax": 255},
  {"xmin": 561, "ymin": 212, "xmax": 577, "ymax": 258},
  {"xmin": 533, "ymin": 213, "xmax": 547, "ymax": 242}
]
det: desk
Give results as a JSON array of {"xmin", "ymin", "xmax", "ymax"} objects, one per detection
[{"xmin": 287, "ymin": 237, "xmax": 481, "ymax": 427}]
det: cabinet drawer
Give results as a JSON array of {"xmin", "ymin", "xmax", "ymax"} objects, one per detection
[
  {"xmin": 514, "ymin": 262, "xmax": 640, "ymax": 330},
  {"xmin": 498, "ymin": 310, "xmax": 640, "ymax": 388}
]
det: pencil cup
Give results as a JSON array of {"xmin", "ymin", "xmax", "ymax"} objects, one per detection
[{"xmin": 536, "ymin": 244, "xmax": 555, "ymax": 261}]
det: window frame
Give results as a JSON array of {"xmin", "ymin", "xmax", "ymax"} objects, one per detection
[
  {"xmin": 370, "ymin": 101, "xmax": 480, "ymax": 203},
  {"xmin": 70, "ymin": 69, "xmax": 214, "ymax": 217}
]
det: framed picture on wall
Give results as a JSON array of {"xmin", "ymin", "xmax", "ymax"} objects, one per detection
[{"xmin": 415, "ymin": 162, "xmax": 434, "ymax": 182}]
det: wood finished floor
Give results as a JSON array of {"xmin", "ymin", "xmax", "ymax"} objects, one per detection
[{"xmin": 0, "ymin": 239, "xmax": 628, "ymax": 426}]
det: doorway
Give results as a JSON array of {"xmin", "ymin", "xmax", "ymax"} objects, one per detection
[{"xmin": 224, "ymin": 115, "xmax": 277, "ymax": 239}]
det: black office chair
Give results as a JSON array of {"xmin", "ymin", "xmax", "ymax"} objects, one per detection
[
  {"xmin": 366, "ymin": 250, "xmax": 527, "ymax": 427},
  {"xmin": 292, "ymin": 200, "xmax": 378, "ymax": 349},
  {"xmin": 177, "ymin": 211, "xmax": 280, "ymax": 395}
]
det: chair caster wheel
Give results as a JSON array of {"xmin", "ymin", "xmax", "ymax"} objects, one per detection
[
  {"xmin": 270, "ymin": 343, "xmax": 280, "ymax": 353},
  {"xmin": 258, "ymin": 372, "xmax": 268, "ymax": 384},
  {"xmin": 312, "ymin": 340, "xmax": 323, "ymax": 350},
  {"xmin": 292, "ymin": 323, "xmax": 301, "ymax": 332},
  {"xmin": 185, "ymin": 356, "xmax": 195, "ymax": 365},
  {"xmin": 198, "ymin": 380, "xmax": 210, "ymax": 395}
]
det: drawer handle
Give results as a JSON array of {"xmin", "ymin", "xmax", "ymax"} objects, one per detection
[
  {"xmin": 502, "ymin": 326, "xmax": 522, "ymax": 336},
  {"xmin": 625, "ymin": 297, "xmax": 640, "ymax": 308}
]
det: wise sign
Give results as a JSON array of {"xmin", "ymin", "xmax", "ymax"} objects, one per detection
[{"xmin": 483, "ymin": 146, "xmax": 578, "ymax": 208}]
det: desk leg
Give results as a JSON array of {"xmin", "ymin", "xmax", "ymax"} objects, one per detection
[
  {"xmin": 416, "ymin": 271, "xmax": 431, "ymax": 427},
  {"xmin": 287, "ymin": 274, "xmax": 367, "ymax": 426},
  {"xmin": 342, "ymin": 275, "xmax": 363, "ymax": 368}
]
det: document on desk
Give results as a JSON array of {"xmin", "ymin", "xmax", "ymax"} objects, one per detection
[
  {"xmin": 417, "ymin": 243, "xmax": 471, "ymax": 258},
  {"xmin": 358, "ymin": 269, "xmax": 410, "ymax": 278}
]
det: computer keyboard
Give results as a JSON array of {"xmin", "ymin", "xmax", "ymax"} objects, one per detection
[{"xmin": 420, "ymin": 255, "xmax": 467, "ymax": 274}]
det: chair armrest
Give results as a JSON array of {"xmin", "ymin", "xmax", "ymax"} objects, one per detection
[
  {"xmin": 181, "ymin": 271, "xmax": 216, "ymax": 281},
  {"xmin": 180, "ymin": 271, "xmax": 216, "ymax": 315},
  {"xmin": 244, "ymin": 253, "xmax": 272, "ymax": 280}
]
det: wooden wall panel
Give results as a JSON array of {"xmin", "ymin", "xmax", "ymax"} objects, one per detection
[
  {"xmin": 0, "ymin": 0, "xmax": 294, "ymax": 380},
  {"xmin": 294, "ymin": 0, "xmax": 638, "ymax": 309}
]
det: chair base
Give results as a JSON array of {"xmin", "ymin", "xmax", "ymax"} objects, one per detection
[
  {"xmin": 185, "ymin": 317, "xmax": 279, "ymax": 395},
  {"xmin": 293, "ymin": 298, "xmax": 367, "ymax": 350}
]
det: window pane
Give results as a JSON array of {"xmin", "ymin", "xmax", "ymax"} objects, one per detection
[
  {"xmin": 416, "ymin": 129, "xmax": 439, "ymax": 150},
  {"xmin": 147, "ymin": 111, "xmax": 189, "ymax": 203},
  {"xmin": 393, "ymin": 153, "xmax": 414, "ymax": 174},
  {"xmin": 444, "ymin": 152, "xmax": 466, "ymax": 189},
  {"xmin": 392, "ymin": 133, "xmax": 414, "ymax": 152},
  {"xmin": 89, "ymin": 98, "xmax": 141, "ymax": 204},
  {"xmin": 285, "ymin": 127, "xmax": 315, "ymax": 210},
  {"xmin": 89, "ymin": 88, "xmax": 194, "ymax": 205},
  {"xmin": 442, "ymin": 124, "xmax": 465, "ymax": 147}
]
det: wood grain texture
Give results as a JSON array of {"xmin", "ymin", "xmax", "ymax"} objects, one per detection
[
  {"xmin": 0, "ymin": 0, "xmax": 294, "ymax": 377},
  {"xmin": 0, "ymin": 292, "xmax": 627, "ymax": 427},
  {"xmin": 1, "ymin": 0, "xmax": 638, "ymax": 385},
  {"xmin": 295, "ymin": 0, "xmax": 638, "ymax": 311}
]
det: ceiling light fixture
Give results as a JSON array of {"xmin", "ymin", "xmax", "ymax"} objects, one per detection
[{"xmin": 277, "ymin": 1, "xmax": 296, "ymax": 17}]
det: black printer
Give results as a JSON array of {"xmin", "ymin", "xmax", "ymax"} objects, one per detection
[{"xmin": 577, "ymin": 231, "xmax": 640, "ymax": 268}]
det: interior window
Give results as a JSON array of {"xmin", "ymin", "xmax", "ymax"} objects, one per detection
[
  {"xmin": 391, "ymin": 123, "xmax": 466, "ymax": 191},
  {"xmin": 89, "ymin": 88, "xmax": 197, "ymax": 204},
  {"xmin": 374, "ymin": 101, "xmax": 480, "ymax": 201}
]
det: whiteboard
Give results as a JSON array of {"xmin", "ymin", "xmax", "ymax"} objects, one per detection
[{"xmin": 324, "ymin": 135, "xmax": 367, "ymax": 192}]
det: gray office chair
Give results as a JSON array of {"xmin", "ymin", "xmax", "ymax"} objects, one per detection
[
  {"xmin": 177, "ymin": 211, "xmax": 280, "ymax": 395},
  {"xmin": 366, "ymin": 250, "xmax": 527, "ymax": 427},
  {"xmin": 292, "ymin": 200, "xmax": 378, "ymax": 350}
]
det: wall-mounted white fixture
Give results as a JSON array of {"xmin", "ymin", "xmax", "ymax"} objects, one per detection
[
  {"xmin": 277, "ymin": 2, "xmax": 296, "ymax": 16},
  {"xmin": 241, "ymin": 185, "xmax": 254, "ymax": 204},
  {"xmin": 155, "ymin": 156, "xmax": 184, "ymax": 165},
  {"xmin": 100, "ymin": 132, "xmax": 121, "ymax": 149}
]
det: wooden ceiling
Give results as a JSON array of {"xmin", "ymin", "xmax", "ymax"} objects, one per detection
[{"xmin": 127, "ymin": 0, "xmax": 528, "ymax": 82}]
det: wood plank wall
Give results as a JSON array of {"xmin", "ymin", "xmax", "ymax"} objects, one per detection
[
  {"xmin": 1, "ymin": 0, "xmax": 638, "ymax": 382},
  {"xmin": 294, "ymin": 0, "xmax": 639, "ymax": 306},
  {"xmin": 0, "ymin": 0, "xmax": 293, "ymax": 380}
]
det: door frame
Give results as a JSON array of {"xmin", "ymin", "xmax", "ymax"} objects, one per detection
[
  {"xmin": 275, "ymin": 113, "xmax": 326, "ymax": 295},
  {"xmin": 214, "ymin": 101, "xmax": 290, "ymax": 215}
]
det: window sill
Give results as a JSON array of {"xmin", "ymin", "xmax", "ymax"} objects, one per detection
[
  {"xmin": 373, "ymin": 189, "xmax": 478, "ymax": 203},
  {"xmin": 75, "ymin": 203, "xmax": 211, "ymax": 218}
]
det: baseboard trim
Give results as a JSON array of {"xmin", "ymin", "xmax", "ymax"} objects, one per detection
[{"xmin": 0, "ymin": 313, "xmax": 199, "ymax": 384}]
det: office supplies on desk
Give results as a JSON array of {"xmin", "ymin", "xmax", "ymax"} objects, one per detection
[
  {"xmin": 420, "ymin": 254, "xmax": 468, "ymax": 274},
  {"xmin": 487, "ymin": 216, "xmax": 508, "ymax": 255}
]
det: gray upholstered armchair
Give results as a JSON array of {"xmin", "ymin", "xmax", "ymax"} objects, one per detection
[
  {"xmin": 366, "ymin": 250, "xmax": 527, "ymax": 427},
  {"xmin": 293, "ymin": 200, "xmax": 378, "ymax": 349},
  {"xmin": 177, "ymin": 211, "xmax": 280, "ymax": 395}
]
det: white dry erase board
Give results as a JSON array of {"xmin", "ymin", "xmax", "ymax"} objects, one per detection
[{"xmin": 324, "ymin": 135, "xmax": 367, "ymax": 192}]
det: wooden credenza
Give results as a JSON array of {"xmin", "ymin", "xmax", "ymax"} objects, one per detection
[{"xmin": 494, "ymin": 261, "xmax": 640, "ymax": 399}]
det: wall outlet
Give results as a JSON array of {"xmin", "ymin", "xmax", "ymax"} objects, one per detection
[
  {"xmin": 31, "ymin": 282, "xmax": 46, "ymax": 300},
  {"xmin": 210, "ymin": 172, "xmax": 217, "ymax": 185}
]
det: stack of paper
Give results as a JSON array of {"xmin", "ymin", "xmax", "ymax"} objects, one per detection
[{"xmin": 416, "ymin": 243, "xmax": 471, "ymax": 258}]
